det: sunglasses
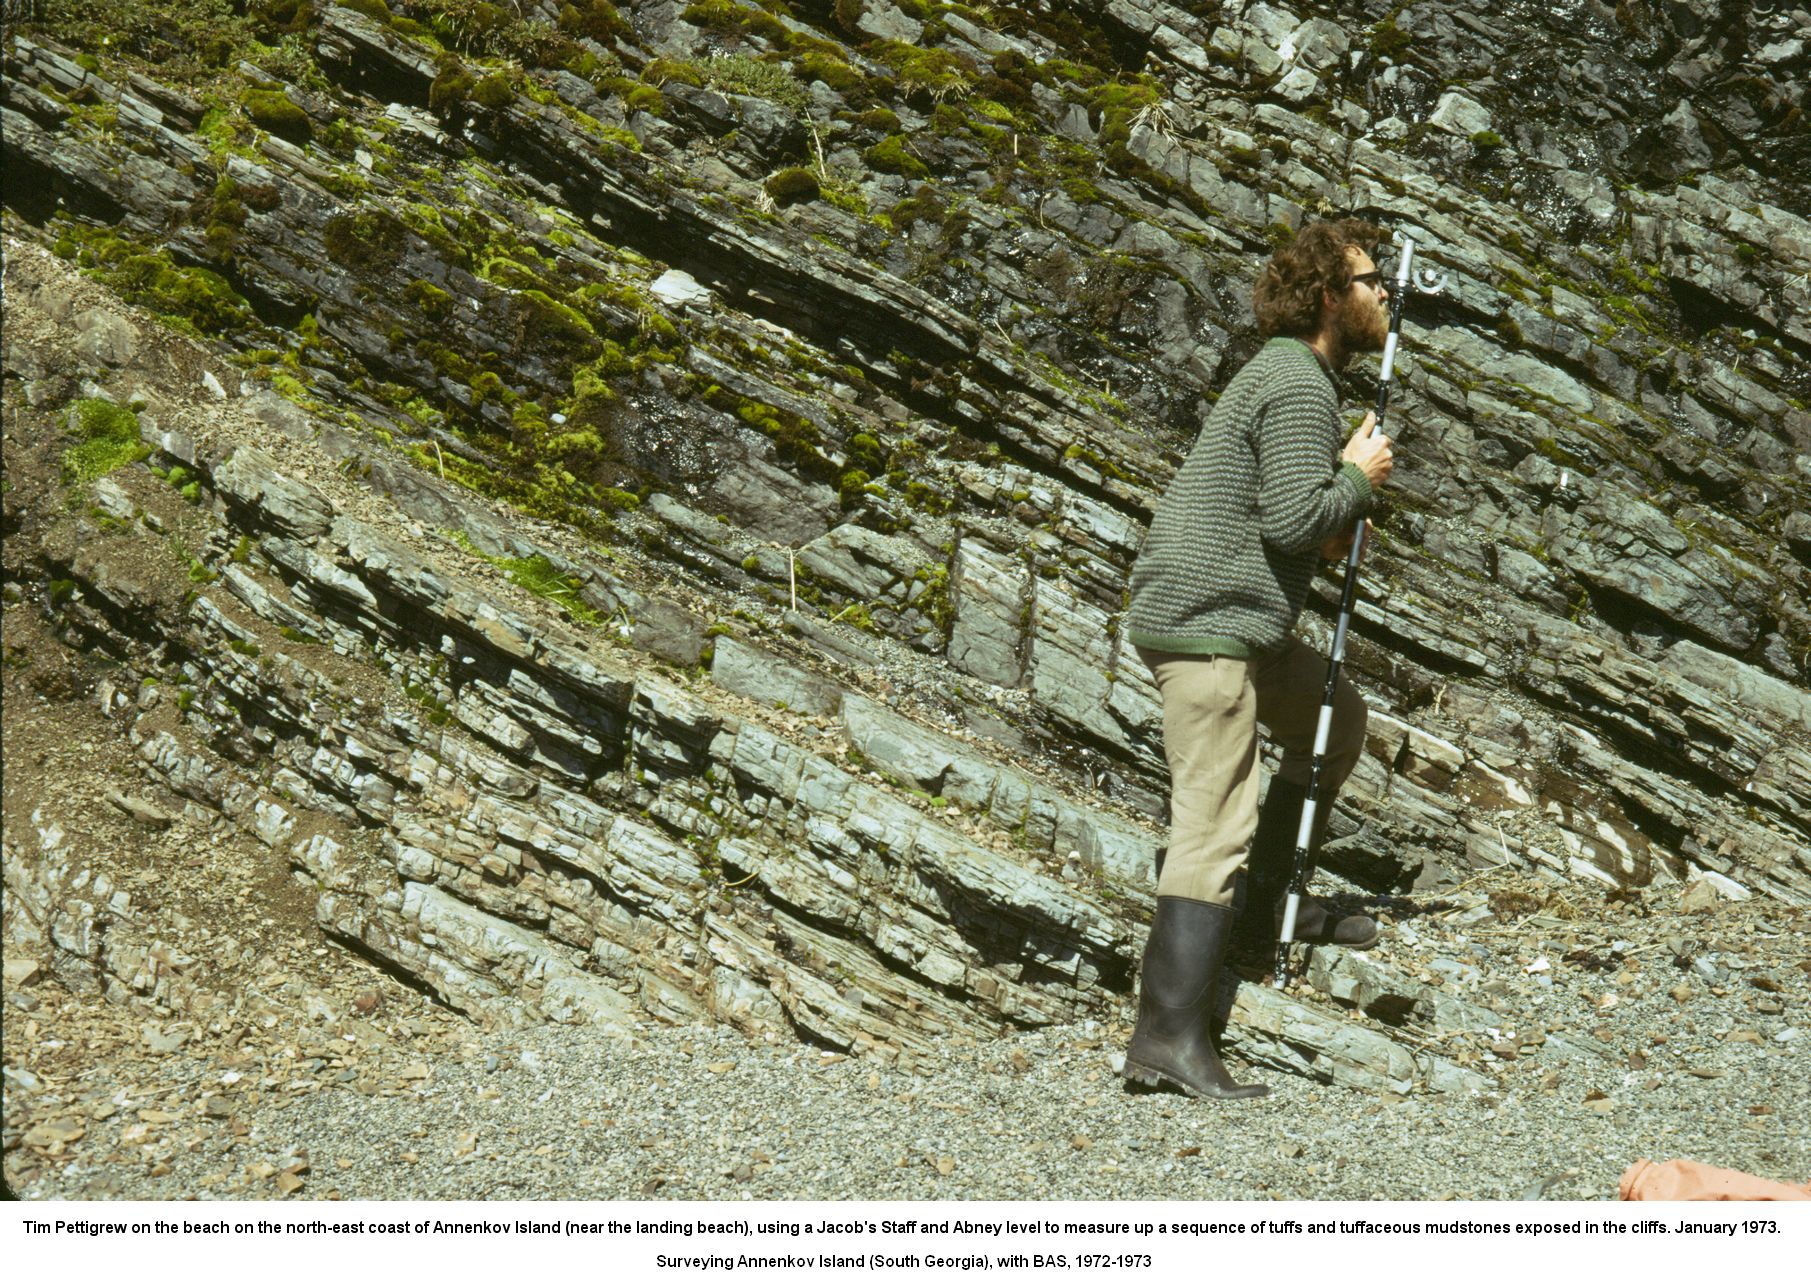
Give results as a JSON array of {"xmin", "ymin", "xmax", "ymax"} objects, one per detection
[{"xmin": 1350, "ymin": 270, "xmax": 1387, "ymax": 291}]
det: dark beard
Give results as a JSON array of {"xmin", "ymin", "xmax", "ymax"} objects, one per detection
[{"xmin": 1337, "ymin": 289, "xmax": 1388, "ymax": 356}]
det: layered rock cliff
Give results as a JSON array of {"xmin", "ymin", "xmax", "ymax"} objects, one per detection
[{"xmin": 4, "ymin": 1, "xmax": 1808, "ymax": 1092}]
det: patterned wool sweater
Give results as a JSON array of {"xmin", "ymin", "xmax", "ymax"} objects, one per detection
[{"xmin": 1125, "ymin": 337, "xmax": 1374, "ymax": 658}]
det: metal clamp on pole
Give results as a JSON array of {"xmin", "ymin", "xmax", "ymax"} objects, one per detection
[{"xmin": 1274, "ymin": 231, "xmax": 1448, "ymax": 988}]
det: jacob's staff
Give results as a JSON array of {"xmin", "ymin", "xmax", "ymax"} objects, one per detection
[{"xmin": 1276, "ymin": 229, "xmax": 1446, "ymax": 987}]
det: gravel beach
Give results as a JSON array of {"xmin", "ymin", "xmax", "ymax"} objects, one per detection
[{"xmin": 8, "ymin": 882, "xmax": 1805, "ymax": 1203}]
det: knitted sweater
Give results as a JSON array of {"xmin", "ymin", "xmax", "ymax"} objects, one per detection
[{"xmin": 1125, "ymin": 338, "xmax": 1374, "ymax": 658}]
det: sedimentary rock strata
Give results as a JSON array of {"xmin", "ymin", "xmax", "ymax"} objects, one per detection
[{"xmin": 4, "ymin": 1, "xmax": 1807, "ymax": 1092}]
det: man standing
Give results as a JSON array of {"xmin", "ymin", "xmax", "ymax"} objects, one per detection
[{"xmin": 1121, "ymin": 220, "xmax": 1396, "ymax": 1100}]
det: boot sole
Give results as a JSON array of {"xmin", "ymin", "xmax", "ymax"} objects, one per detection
[
  {"xmin": 1280, "ymin": 923, "xmax": 1381, "ymax": 953},
  {"xmin": 1313, "ymin": 930, "xmax": 1380, "ymax": 952},
  {"xmin": 1123, "ymin": 1059, "xmax": 1269, "ymax": 1100}
]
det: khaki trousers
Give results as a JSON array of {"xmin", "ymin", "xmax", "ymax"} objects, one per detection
[{"xmin": 1139, "ymin": 641, "xmax": 1367, "ymax": 906}]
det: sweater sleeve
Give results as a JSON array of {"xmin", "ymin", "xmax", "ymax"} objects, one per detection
[{"xmin": 1253, "ymin": 386, "xmax": 1374, "ymax": 555}]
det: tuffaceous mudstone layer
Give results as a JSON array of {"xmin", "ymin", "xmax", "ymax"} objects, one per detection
[{"xmin": 3, "ymin": 0, "xmax": 1808, "ymax": 1097}]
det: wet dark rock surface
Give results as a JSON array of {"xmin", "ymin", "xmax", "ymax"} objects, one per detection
[{"xmin": 2, "ymin": 0, "xmax": 1807, "ymax": 1198}]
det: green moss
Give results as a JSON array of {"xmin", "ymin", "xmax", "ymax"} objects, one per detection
[
  {"xmin": 830, "ymin": 601, "xmax": 876, "ymax": 632},
  {"xmin": 703, "ymin": 54, "xmax": 809, "ymax": 115},
  {"xmin": 558, "ymin": 0, "xmax": 630, "ymax": 44},
  {"xmin": 244, "ymin": 89, "xmax": 311, "ymax": 142},
  {"xmin": 642, "ymin": 56, "xmax": 705, "ymax": 88},
  {"xmin": 512, "ymin": 289, "xmax": 600, "ymax": 362},
  {"xmin": 764, "ymin": 166, "xmax": 820, "ymax": 204},
  {"xmin": 471, "ymin": 72, "xmax": 516, "ymax": 110},
  {"xmin": 1369, "ymin": 18, "xmax": 1412, "ymax": 61},
  {"xmin": 1533, "ymin": 435, "xmax": 1599, "ymax": 475},
  {"xmin": 489, "ymin": 553, "xmax": 602, "ymax": 625},
  {"xmin": 53, "ymin": 218, "xmax": 253, "ymax": 336},
  {"xmin": 713, "ymin": 390, "xmax": 831, "ymax": 479},
  {"xmin": 796, "ymin": 51, "xmax": 869, "ymax": 98},
  {"xmin": 270, "ymin": 371, "xmax": 310, "ymax": 402},
  {"xmin": 1470, "ymin": 130, "xmax": 1505, "ymax": 150},
  {"xmin": 903, "ymin": 479, "xmax": 950, "ymax": 514},
  {"xmin": 190, "ymin": 174, "xmax": 252, "ymax": 262},
  {"xmin": 61, "ymin": 398, "xmax": 150, "ymax": 486},
  {"xmin": 865, "ymin": 133, "xmax": 929, "ymax": 179},
  {"xmin": 839, "ymin": 468, "xmax": 872, "ymax": 507},
  {"xmin": 1089, "ymin": 79, "xmax": 1160, "ymax": 154},
  {"xmin": 929, "ymin": 103, "xmax": 966, "ymax": 137},
  {"xmin": 324, "ymin": 207, "xmax": 409, "ymax": 274},
  {"xmin": 848, "ymin": 432, "xmax": 883, "ymax": 469},
  {"xmin": 619, "ymin": 82, "xmax": 665, "ymax": 113},
  {"xmin": 1062, "ymin": 442, "xmax": 1131, "ymax": 482},
  {"xmin": 911, "ymin": 560, "xmax": 953, "ymax": 631},
  {"xmin": 429, "ymin": 62, "xmax": 477, "ymax": 115},
  {"xmin": 874, "ymin": 41, "xmax": 977, "ymax": 102},
  {"xmin": 971, "ymin": 97, "xmax": 1016, "ymax": 125},
  {"xmin": 682, "ymin": 0, "xmax": 790, "ymax": 43},
  {"xmin": 853, "ymin": 107, "xmax": 901, "ymax": 132},
  {"xmin": 830, "ymin": 0, "xmax": 864, "ymax": 32},
  {"xmin": 404, "ymin": 277, "xmax": 454, "ymax": 321}
]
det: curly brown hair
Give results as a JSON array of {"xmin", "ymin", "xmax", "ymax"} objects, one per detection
[{"xmin": 1252, "ymin": 219, "xmax": 1384, "ymax": 339}]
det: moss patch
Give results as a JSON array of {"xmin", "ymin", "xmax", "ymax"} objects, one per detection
[
  {"xmin": 243, "ymin": 88, "xmax": 311, "ymax": 142},
  {"xmin": 429, "ymin": 61, "xmax": 477, "ymax": 115},
  {"xmin": 702, "ymin": 54, "xmax": 810, "ymax": 115},
  {"xmin": 324, "ymin": 207, "xmax": 409, "ymax": 274},
  {"xmin": 62, "ymin": 398, "xmax": 151, "ymax": 485},
  {"xmin": 865, "ymin": 133, "xmax": 929, "ymax": 179},
  {"xmin": 873, "ymin": 42, "xmax": 978, "ymax": 103},
  {"xmin": 446, "ymin": 531, "xmax": 604, "ymax": 625},
  {"xmin": 471, "ymin": 72, "xmax": 517, "ymax": 110},
  {"xmin": 764, "ymin": 166, "xmax": 820, "ymax": 204},
  {"xmin": 51, "ymin": 217, "xmax": 254, "ymax": 336}
]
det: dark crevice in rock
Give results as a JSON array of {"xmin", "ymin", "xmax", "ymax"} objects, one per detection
[
  {"xmin": 773, "ymin": 1001, "xmax": 853, "ymax": 1057},
  {"xmin": 323, "ymin": 928, "xmax": 467, "ymax": 1017},
  {"xmin": 1667, "ymin": 275, "xmax": 1784, "ymax": 344},
  {"xmin": 2, "ymin": 146, "xmax": 125, "ymax": 228}
]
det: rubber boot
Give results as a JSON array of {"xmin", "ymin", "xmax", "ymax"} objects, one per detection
[
  {"xmin": 1124, "ymin": 897, "xmax": 1268, "ymax": 1100},
  {"xmin": 1231, "ymin": 778, "xmax": 1378, "ymax": 962}
]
